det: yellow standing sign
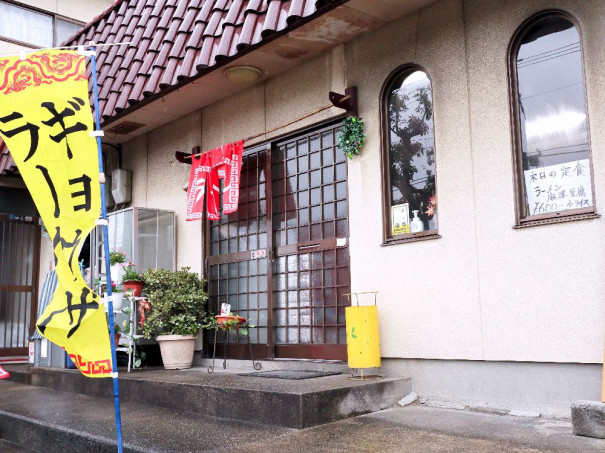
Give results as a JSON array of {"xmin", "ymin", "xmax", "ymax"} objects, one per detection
[
  {"xmin": 346, "ymin": 304, "xmax": 381, "ymax": 369},
  {"xmin": 0, "ymin": 50, "xmax": 111, "ymax": 377}
]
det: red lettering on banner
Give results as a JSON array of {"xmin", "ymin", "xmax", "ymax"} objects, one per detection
[{"xmin": 69, "ymin": 354, "xmax": 112, "ymax": 376}]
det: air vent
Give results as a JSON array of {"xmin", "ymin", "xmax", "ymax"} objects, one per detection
[{"xmin": 106, "ymin": 121, "xmax": 145, "ymax": 135}]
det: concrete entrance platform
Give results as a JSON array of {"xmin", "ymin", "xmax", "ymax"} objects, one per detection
[
  {"xmin": 1, "ymin": 380, "xmax": 603, "ymax": 452},
  {"xmin": 6, "ymin": 364, "xmax": 410, "ymax": 428}
]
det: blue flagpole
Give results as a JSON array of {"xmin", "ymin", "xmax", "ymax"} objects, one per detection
[{"xmin": 88, "ymin": 43, "xmax": 124, "ymax": 453}]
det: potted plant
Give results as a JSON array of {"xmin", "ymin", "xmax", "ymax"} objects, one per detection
[
  {"xmin": 104, "ymin": 281, "xmax": 125, "ymax": 311},
  {"xmin": 113, "ymin": 323, "xmax": 121, "ymax": 348},
  {"xmin": 121, "ymin": 261, "xmax": 144, "ymax": 296},
  {"xmin": 214, "ymin": 313, "xmax": 246, "ymax": 330},
  {"xmin": 141, "ymin": 267, "xmax": 207, "ymax": 369},
  {"xmin": 109, "ymin": 249, "xmax": 127, "ymax": 284}
]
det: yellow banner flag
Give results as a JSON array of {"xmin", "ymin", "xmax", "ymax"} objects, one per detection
[{"xmin": 0, "ymin": 50, "xmax": 111, "ymax": 377}]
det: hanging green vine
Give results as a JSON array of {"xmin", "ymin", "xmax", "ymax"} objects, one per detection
[{"xmin": 338, "ymin": 116, "xmax": 366, "ymax": 159}]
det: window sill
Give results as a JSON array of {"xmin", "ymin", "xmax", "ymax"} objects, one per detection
[
  {"xmin": 514, "ymin": 212, "xmax": 600, "ymax": 229},
  {"xmin": 381, "ymin": 232, "xmax": 441, "ymax": 246}
]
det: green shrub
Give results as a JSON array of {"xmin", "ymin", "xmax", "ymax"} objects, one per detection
[{"xmin": 141, "ymin": 267, "xmax": 208, "ymax": 338}]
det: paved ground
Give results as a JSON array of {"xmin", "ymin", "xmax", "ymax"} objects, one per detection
[
  {"xmin": 1, "ymin": 380, "xmax": 604, "ymax": 452},
  {"xmin": 0, "ymin": 439, "xmax": 35, "ymax": 452},
  {"xmin": 225, "ymin": 406, "xmax": 603, "ymax": 453}
]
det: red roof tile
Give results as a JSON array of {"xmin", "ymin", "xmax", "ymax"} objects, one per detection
[
  {"xmin": 0, "ymin": 142, "xmax": 16, "ymax": 176},
  {"xmin": 66, "ymin": 0, "xmax": 345, "ymax": 123},
  {"xmin": 1, "ymin": 0, "xmax": 344, "ymax": 175}
]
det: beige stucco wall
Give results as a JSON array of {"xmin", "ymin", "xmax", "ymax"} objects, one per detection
[
  {"xmin": 121, "ymin": 0, "xmax": 604, "ymax": 364},
  {"xmin": 122, "ymin": 110, "xmax": 204, "ymax": 276},
  {"xmin": 344, "ymin": 0, "xmax": 604, "ymax": 364},
  {"xmin": 461, "ymin": 0, "xmax": 605, "ymax": 364}
]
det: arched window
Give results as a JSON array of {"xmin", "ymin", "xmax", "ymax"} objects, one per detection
[
  {"xmin": 509, "ymin": 11, "xmax": 594, "ymax": 225},
  {"xmin": 381, "ymin": 66, "xmax": 438, "ymax": 243}
]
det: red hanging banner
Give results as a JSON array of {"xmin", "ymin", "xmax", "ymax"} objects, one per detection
[
  {"xmin": 206, "ymin": 146, "xmax": 223, "ymax": 221},
  {"xmin": 187, "ymin": 140, "xmax": 244, "ymax": 222},
  {"xmin": 222, "ymin": 140, "xmax": 244, "ymax": 214},
  {"xmin": 185, "ymin": 151, "xmax": 211, "ymax": 221}
]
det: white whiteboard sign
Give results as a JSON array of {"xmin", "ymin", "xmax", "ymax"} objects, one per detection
[{"xmin": 524, "ymin": 159, "xmax": 592, "ymax": 216}]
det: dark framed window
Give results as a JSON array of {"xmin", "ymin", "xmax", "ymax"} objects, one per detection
[
  {"xmin": 0, "ymin": 1, "xmax": 83, "ymax": 48},
  {"xmin": 381, "ymin": 66, "xmax": 439, "ymax": 244},
  {"xmin": 509, "ymin": 11, "xmax": 596, "ymax": 226}
]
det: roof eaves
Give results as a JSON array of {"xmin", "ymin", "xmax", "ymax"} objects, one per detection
[{"xmin": 101, "ymin": 0, "xmax": 349, "ymax": 127}]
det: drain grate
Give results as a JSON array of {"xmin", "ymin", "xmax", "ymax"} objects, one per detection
[{"xmin": 239, "ymin": 369, "xmax": 342, "ymax": 380}]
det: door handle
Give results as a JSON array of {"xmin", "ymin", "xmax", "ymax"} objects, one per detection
[{"xmin": 298, "ymin": 243, "xmax": 320, "ymax": 251}]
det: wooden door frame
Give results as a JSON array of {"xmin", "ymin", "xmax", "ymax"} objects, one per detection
[
  {"xmin": 203, "ymin": 119, "xmax": 350, "ymax": 361},
  {"xmin": 0, "ymin": 215, "xmax": 41, "ymax": 357}
]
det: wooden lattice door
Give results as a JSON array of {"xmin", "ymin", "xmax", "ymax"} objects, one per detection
[
  {"xmin": 271, "ymin": 123, "xmax": 350, "ymax": 360},
  {"xmin": 207, "ymin": 122, "xmax": 350, "ymax": 360}
]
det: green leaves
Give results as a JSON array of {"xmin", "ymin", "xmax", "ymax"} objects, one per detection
[
  {"xmin": 141, "ymin": 267, "xmax": 208, "ymax": 339},
  {"xmin": 338, "ymin": 116, "xmax": 366, "ymax": 159}
]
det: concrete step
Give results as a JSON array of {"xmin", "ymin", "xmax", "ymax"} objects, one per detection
[
  {"xmin": 6, "ymin": 365, "xmax": 411, "ymax": 429},
  {"xmin": 0, "ymin": 439, "xmax": 36, "ymax": 452},
  {"xmin": 0, "ymin": 381, "xmax": 287, "ymax": 453}
]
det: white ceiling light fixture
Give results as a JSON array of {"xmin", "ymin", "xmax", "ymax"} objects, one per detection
[{"xmin": 224, "ymin": 65, "xmax": 263, "ymax": 84}]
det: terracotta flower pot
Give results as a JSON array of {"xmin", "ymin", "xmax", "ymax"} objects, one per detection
[
  {"xmin": 215, "ymin": 315, "xmax": 246, "ymax": 329},
  {"xmin": 156, "ymin": 335, "xmax": 197, "ymax": 369},
  {"xmin": 123, "ymin": 281, "xmax": 144, "ymax": 297},
  {"xmin": 114, "ymin": 333, "xmax": 121, "ymax": 348}
]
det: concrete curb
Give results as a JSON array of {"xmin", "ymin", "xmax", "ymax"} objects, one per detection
[{"xmin": 0, "ymin": 410, "xmax": 150, "ymax": 453}]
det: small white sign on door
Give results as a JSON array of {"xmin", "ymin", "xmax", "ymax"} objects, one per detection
[
  {"xmin": 29, "ymin": 341, "xmax": 35, "ymax": 363},
  {"xmin": 251, "ymin": 249, "xmax": 267, "ymax": 259}
]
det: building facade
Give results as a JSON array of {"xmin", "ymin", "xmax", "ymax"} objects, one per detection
[{"xmin": 4, "ymin": 0, "xmax": 604, "ymax": 417}]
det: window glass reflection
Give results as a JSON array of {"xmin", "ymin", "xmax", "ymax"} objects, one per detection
[
  {"xmin": 387, "ymin": 70, "xmax": 437, "ymax": 236},
  {"xmin": 516, "ymin": 16, "xmax": 592, "ymax": 216}
]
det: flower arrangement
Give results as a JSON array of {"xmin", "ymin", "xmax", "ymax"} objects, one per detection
[
  {"xmin": 204, "ymin": 312, "xmax": 255, "ymax": 336},
  {"xmin": 120, "ymin": 306, "xmax": 147, "ymax": 369},
  {"xmin": 138, "ymin": 298, "xmax": 150, "ymax": 329},
  {"xmin": 109, "ymin": 250, "xmax": 127, "ymax": 265},
  {"xmin": 425, "ymin": 194, "xmax": 436, "ymax": 218},
  {"xmin": 121, "ymin": 261, "xmax": 143, "ymax": 282},
  {"xmin": 338, "ymin": 116, "xmax": 366, "ymax": 159},
  {"xmin": 111, "ymin": 281, "xmax": 123, "ymax": 293}
]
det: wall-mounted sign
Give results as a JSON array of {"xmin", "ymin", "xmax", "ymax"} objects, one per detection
[
  {"xmin": 391, "ymin": 203, "xmax": 410, "ymax": 235},
  {"xmin": 251, "ymin": 249, "xmax": 267, "ymax": 259},
  {"xmin": 29, "ymin": 341, "xmax": 35, "ymax": 363},
  {"xmin": 524, "ymin": 159, "xmax": 593, "ymax": 216}
]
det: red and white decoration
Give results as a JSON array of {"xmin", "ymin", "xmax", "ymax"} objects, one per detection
[{"xmin": 186, "ymin": 140, "xmax": 244, "ymax": 221}]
